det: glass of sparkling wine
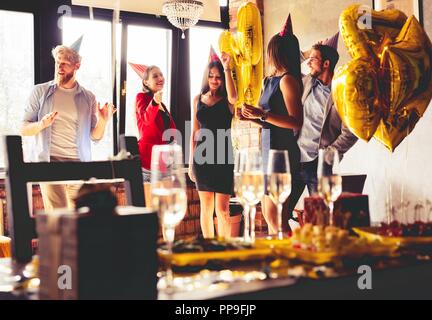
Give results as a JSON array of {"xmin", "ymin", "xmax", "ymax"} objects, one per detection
[
  {"xmin": 240, "ymin": 149, "xmax": 265, "ymax": 243},
  {"xmin": 267, "ymin": 150, "xmax": 292, "ymax": 240},
  {"xmin": 234, "ymin": 150, "xmax": 250, "ymax": 242},
  {"xmin": 151, "ymin": 144, "xmax": 187, "ymax": 291},
  {"xmin": 317, "ymin": 147, "xmax": 342, "ymax": 226}
]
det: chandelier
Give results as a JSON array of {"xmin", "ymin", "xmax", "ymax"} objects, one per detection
[{"xmin": 162, "ymin": 0, "xmax": 204, "ymax": 39}]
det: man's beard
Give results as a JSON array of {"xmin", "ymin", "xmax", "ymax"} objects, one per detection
[{"xmin": 56, "ymin": 71, "xmax": 74, "ymax": 86}]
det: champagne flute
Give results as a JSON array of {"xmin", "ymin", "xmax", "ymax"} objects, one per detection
[
  {"xmin": 317, "ymin": 147, "xmax": 342, "ymax": 226},
  {"xmin": 267, "ymin": 150, "xmax": 292, "ymax": 240},
  {"xmin": 150, "ymin": 144, "xmax": 187, "ymax": 292},
  {"xmin": 234, "ymin": 150, "xmax": 250, "ymax": 242},
  {"xmin": 240, "ymin": 149, "xmax": 265, "ymax": 243}
]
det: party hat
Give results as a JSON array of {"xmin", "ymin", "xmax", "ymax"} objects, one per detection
[
  {"xmin": 209, "ymin": 45, "xmax": 221, "ymax": 63},
  {"xmin": 323, "ymin": 32, "xmax": 339, "ymax": 51},
  {"xmin": 69, "ymin": 35, "xmax": 84, "ymax": 53},
  {"xmin": 279, "ymin": 14, "xmax": 293, "ymax": 37},
  {"xmin": 128, "ymin": 62, "xmax": 148, "ymax": 79}
]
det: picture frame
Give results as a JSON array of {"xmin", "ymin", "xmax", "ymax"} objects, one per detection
[{"xmin": 373, "ymin": 0, "xmax": 423, "ymax": 26}]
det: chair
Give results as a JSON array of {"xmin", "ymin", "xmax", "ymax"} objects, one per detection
[
  {"xmin": 4, "ymin": 135, "xmax": 147, "ymax": 264},
  {"xmin": 342, "ymin": 174, "xmax": 367, "ymax": 194}
]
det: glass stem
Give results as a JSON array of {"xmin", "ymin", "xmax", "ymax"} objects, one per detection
[
  {"xmin": 277, "ymin": 203, "xmax": 283, "ymax": 240},
  {"xmin": 329, "ymin": 202, "xmax": 334, "ymax": 226},
  {"xmin": 243, "ymin": 204, "xmax": 250, "ymax": 243},
  {"xmin": 250, "ymin": 205, "xmax": 256, "ymax": 243},
  {"xmin": 165, "ymin": 227, "xmax": 175, "ymax": 290}
]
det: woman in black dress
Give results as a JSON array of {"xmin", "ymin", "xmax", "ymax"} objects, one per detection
[{"xmin": 188, "ymin": 52, "xmax": 237, "ymax": 239}]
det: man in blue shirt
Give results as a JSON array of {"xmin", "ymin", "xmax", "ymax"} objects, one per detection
[
  {"xmin": 291, "ymin": 41, "xmax": 358, "ymax": 212},
  {"xmin": 20, "ymin": 38, "xmax": 116, "ymax": 210}
]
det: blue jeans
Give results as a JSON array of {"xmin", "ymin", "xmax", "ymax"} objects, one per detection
[{"xmin": 299, "ymin": 159, "xmax": 318, "ymax": 195}]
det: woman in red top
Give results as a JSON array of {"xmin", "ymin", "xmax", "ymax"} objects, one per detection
[{"xmin": 135, "ymin": 65, "xmax": 176, "ymax": 176}]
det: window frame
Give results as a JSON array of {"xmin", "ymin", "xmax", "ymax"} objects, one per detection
[{"xmin": 0, "ymin": 0, "xmax": 229, "ymax": 163}]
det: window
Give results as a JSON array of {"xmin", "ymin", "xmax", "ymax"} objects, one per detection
[
  {"xmin": 189, "ymin": 26, "xmax": 223, "ymax": 109},
  {"xmin": 219, "ymin": 0, "xmax": 228, "ymax": 6},
  {"xmin": 0, "ymin": 10, "xmax": 34, "ymax": 167},
  {"xmin": 62, "ymin": 17, "xmax": 114, "ymax": 160},
  {"xmin": 125, "ymin": 25, "xmax": 172, "ymax": 138}
]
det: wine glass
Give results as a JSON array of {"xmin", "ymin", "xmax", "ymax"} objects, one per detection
[
  {"xmin": 317, "ymin": 147, "xmax": 342, "ymax": 226},
  {"xmin": 234, "ymin": 150, "xmax": 250, "ymax": 242},
  {"xmin": 240, "ymin": 149, "xmax": 265, "ymax": 243},
  {"xmin": 267, "ymin": 150, "xmax": 292, "ymax": 240},
  {"xmin": 150, "ymin": 144, "xmax": 187, "ymax": 292}
]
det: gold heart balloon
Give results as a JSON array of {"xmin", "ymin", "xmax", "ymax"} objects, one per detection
[{"xmin": 333, "ymin": 4, "xmax": 432, "ymax": 151}]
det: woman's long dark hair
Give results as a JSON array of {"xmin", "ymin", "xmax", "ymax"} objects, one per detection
[
  {"xmin": 267, "ymin": 33, "xmax": 302, "ymax": 83},
  {"xmin": 200, "ymin": 61, "xmax": 227, "ymax": 97}
]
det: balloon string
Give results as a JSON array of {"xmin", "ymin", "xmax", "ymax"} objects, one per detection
[
  {"xmin": 381, "ymin": 124, "xmax": 392, "ymax": 224},
  {"xmin": 401, "ymin": 126, "xmax": 409, "ymax": 223},
  {"xmin": 422, "ymin": 157, "xmax": 428, "ymax": 222},
  {"xmin": 385, "ymin": 168, "xmax": 391, "ymax": 224},
  {"xmin": 384, "ymin": 166, "xmax": 393, "ymax": 224},
  {"xmin": 388, "ymin": 163, "xmax": 393, "ymax": 223}
]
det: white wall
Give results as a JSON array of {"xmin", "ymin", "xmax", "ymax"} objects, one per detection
[{"xmin": 264, "ymin": 0, "xmax": 432, "ymax": 223}]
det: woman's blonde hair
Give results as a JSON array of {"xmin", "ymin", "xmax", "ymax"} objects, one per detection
[{"xmin": 51, "ymin": 45, "xmax": 82, "ymax": 65}]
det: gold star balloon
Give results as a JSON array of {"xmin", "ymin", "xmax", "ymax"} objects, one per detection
[{"xmin": 333, "ymin": 4, "xmax": 432, "ymax": 151}]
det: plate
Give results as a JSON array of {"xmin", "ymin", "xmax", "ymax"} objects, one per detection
[
  {"xmin": 353, "ymin": 227, "xmax": 432, "ymax": 246},
  {"xmin": 158, "ymin": 247, "xmax": 273, "ymax": 266},
  {"xmin": 273, "ymin": 237, "xmax": 398, "ymax": 265},
  {"xmin": 254, "ymin": 237, "xmax": 292, "ymax": 248},
  {"xmin": 274, "ymin": 247, "xmax": 338, "ymax": 264},
  {"xmin": 158, "ymin": 238, "xmax": 274, "ymax": 267}
]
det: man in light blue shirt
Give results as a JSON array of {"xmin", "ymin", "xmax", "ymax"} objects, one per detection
[
  {"xmin": 297, "ymin": 77, "xmax": 330, "ymax": 164},
  {"xmin": 20, "ymin": 39, "xmax": 115, "ymax": 210},
  {"xmin": 291, "ymin": 42, "xmax": 358, "ymax": 209}
]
